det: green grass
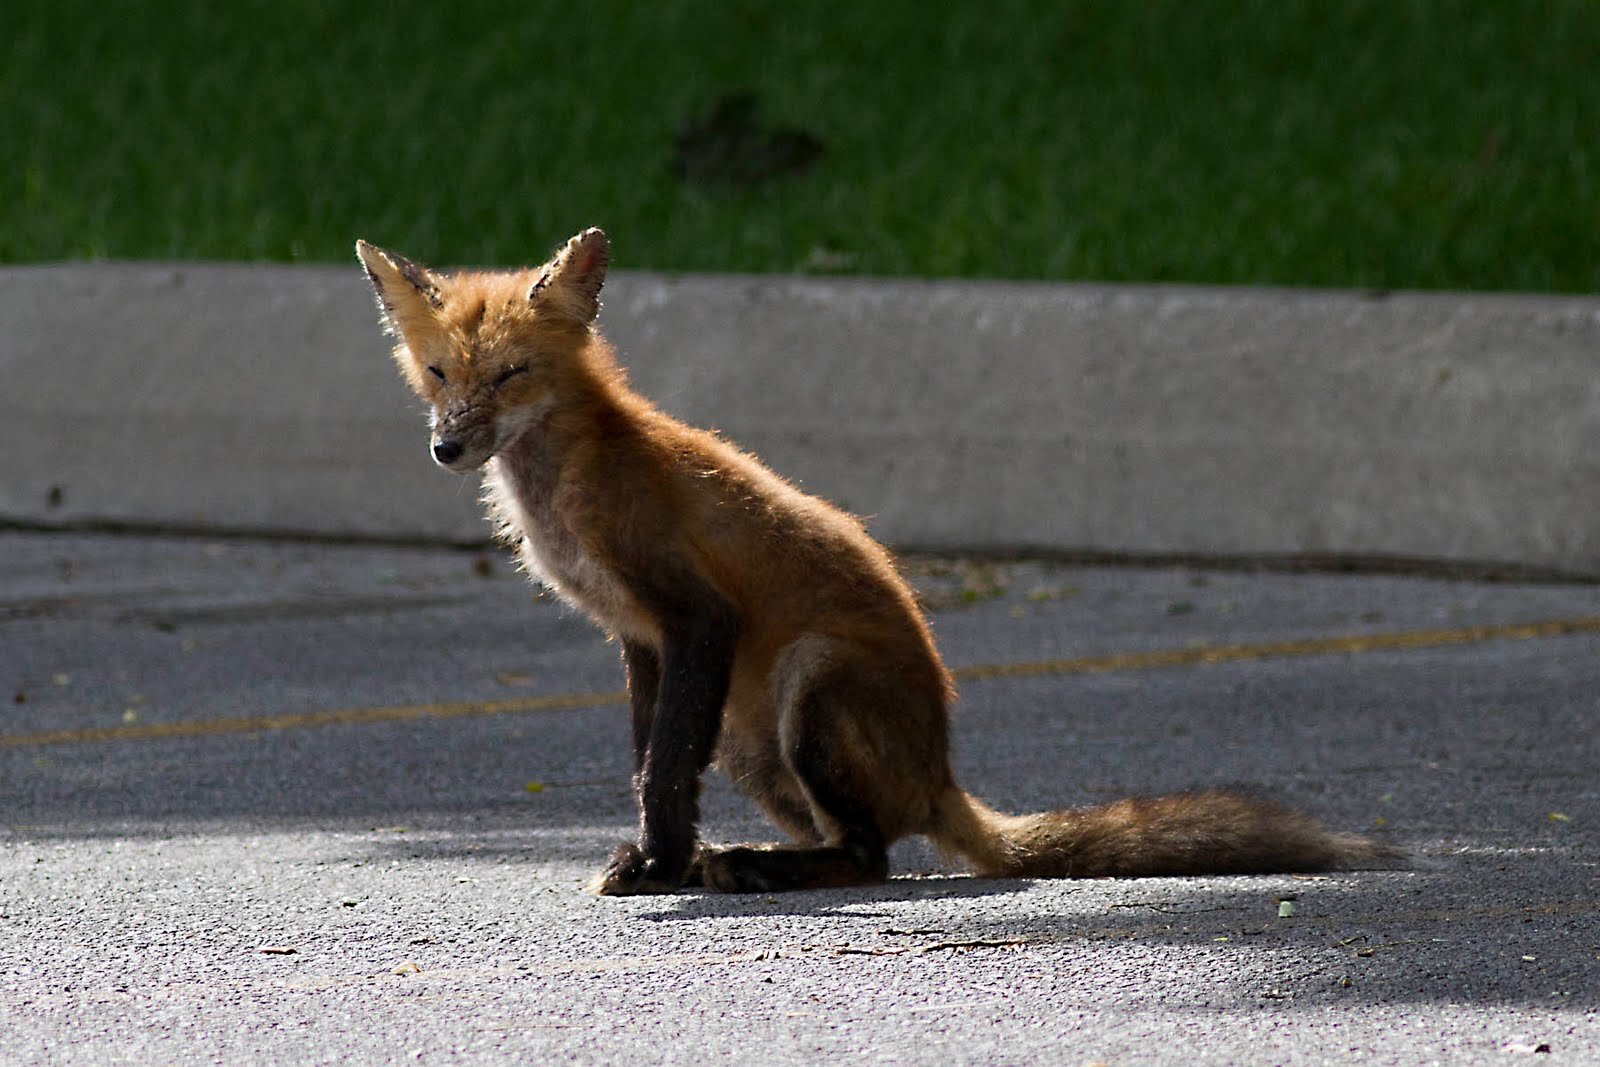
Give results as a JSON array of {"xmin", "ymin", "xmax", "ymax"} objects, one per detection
[{"xmin": 6, "ymin": 0, "xmax": 1599, "ymax": 291}]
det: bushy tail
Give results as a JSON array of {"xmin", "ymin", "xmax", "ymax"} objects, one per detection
[{"xmin": 929, "ymin": 786, "xmax": 1397, "ymax": 879}]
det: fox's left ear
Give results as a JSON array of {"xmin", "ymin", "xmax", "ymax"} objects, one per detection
[
  {"xmin": 529, "ymin": 227, "xmax": 609, "ymax": 325},
  {"xmin": 355, "ymin": 240, "xmax": 446, "ymax": 342}
]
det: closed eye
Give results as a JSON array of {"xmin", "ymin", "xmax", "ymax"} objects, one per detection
[
  {"xmin": 494, "ymin": 365, "xmax": 528, "ymax": 387},
  {"xmin": 426, "ymin": 365, "xmax": 446, "ymax": 382}
]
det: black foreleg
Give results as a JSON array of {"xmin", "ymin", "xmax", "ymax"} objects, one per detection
[
  {"xmin": 594, "ymin": 593, "xmax": 738, "ymax": 895},
  {"xmin": 622, "ymin": 640, "xmax": 661, "ymax": 774}
]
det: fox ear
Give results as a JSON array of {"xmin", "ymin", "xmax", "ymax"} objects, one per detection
[
  {"xmin": 355, "ymin": 240, "xmax": 446, "ymax": 342},
  {"xmin": 529, "ymin": 227, "xmax": 609, "ymax": 325}
]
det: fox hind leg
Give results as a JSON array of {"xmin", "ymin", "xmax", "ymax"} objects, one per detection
[
  {"xmin": 717, "ymin": 740, "xmax": 824, "ymax": 845},
  {"xmin": 699, "ymin": 651, "xmax": 902, "ymax": 893},
  {"xmin": 697, "ymin": 763, "xmax": 888, "ymax": 893}
]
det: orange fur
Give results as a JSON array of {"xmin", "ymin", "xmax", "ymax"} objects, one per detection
[{"xmin": 357, "ymin": 229, "xmax": 1396, "ymax": 895}]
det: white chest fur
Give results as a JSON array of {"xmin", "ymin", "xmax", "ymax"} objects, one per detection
[{"xmin": 484, "ymin": 449, "xmax": 653, "ymax": 642}]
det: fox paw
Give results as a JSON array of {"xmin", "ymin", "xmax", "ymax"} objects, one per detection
[
  {"xmin": 589, "ymin": 843, "xmax": 685, "ymax": 896},
  {"xmin": 698, "ymin": 847, "xmax": 781, "ymax": 894}
]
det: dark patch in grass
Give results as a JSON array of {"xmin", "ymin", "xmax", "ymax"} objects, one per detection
[{"xmin": 672, "ymin": 92, "xmax": 824, "ymax": 187}]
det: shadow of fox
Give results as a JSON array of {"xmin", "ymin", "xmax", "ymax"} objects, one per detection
[{"xmin": 355, "ymin": 228, "xmax": 1397, "ymax": 895}]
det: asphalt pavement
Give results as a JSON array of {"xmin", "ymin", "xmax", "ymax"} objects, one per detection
[{"xmin": 3, "ymin": 529, "xmax": 1598, "ymax": 1064}]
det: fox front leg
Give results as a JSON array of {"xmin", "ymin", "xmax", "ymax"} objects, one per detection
[
  {"xmin": 591, "ymin": 639, "xmax": 672, "ymax": 894},
  {"xmin": 592, "ymin": 601, "xmax": 737, "ymax": 895}
]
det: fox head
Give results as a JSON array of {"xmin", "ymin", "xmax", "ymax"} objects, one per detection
[{"xmin": 355, "ymin": 228, "xmax": 610, "ymax": 471}]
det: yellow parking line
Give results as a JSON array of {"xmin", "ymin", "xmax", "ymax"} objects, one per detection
[
  {"xmin": 950, "ymin": 614, "xmax": 1600, "ymax": 681},
  {"xmin": 2, "ymin": 690, "xmax": 628, "ymax": 749},
  {"xmin": 5, "ymin": 615, "xmax": 1597, "ymax": 749}
]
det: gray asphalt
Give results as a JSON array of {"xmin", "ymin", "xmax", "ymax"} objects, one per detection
[{"xmin": 3, "ymin": 529, "xmax": 1598, "ymax": 1064}]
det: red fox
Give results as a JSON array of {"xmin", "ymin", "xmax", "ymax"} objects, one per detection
[{"xmin": 355, "ymin": 228, "xmax": 1393, "ymax": 895}]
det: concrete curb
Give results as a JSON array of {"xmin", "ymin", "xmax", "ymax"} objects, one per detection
[{"xmin": 5, "ymin": 262, "xmax": 1599, "ymax": 573}]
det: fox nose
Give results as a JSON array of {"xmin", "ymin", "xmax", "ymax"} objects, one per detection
[{"xmin": 432, "ymin": 438, "xmax": 465, "ymax": 465}]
